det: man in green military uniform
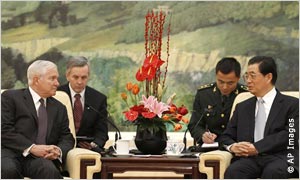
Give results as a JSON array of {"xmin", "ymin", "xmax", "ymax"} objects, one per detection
[{"xmin": 188, "ymin": 57, "xmax": 247, "ymax": 147}]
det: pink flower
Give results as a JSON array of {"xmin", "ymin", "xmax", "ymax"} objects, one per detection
[
  {"xmin": 140, "ymin": 95, "xmax": 156, "ymax": 109},
  {"xmin": 149, "ymin": 101, "xmax": 169, "ymax": 118}
]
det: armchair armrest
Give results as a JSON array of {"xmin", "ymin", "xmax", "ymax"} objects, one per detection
[
  {"xmin": 64, "ymin": 148, "xmax": 101, "ymax": 179},
  {"xmin": 199, "ymin": 150, "xmax": 233, "ymax": 179}
]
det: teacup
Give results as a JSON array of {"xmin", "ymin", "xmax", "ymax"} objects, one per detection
[
  {"xmin": 113, "ymin": 139, "xmax": 130, "ymax": 154},
  {"xmin": 166, "ymin": 140, "xmax": 184, "ymax": 155}
]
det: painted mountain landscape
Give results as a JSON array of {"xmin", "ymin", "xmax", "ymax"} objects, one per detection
[{"xmin": 1, "ymin": 1, "xmax": 299, "ymax": 131}]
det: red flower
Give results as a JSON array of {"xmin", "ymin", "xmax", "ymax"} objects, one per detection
[
  {"xmin": 141, "ymin": 111, "xmax": 156, "ymax": 119},
  {"xmin": 136, "ymin": 67, "xmax": 147, "ymax": 81},
  {"xmin": 177, "ymin": 105, "xmax": 188, "ymax": 115},
  {"xmin": 143, "ymin": 54, "xmax": 164, "ymax": 69},
  {"xmin": 130, "ymin": 105, "xmax": 146, "ymax": 115},
  {"xmin": 145, "ymin": 66, "xmax": 156, "ymax": 81},
  {"xmin": 136, "ymin": 55, "xmax": 165, "ymax": 81},
  {"xmin": 124, "ymin": 110, "xmax": 138, "ymax": 122}
]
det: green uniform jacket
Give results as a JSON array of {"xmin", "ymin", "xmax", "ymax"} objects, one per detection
[{"xmin": 188, "ymin": 82, "xmax": 248, "ymax": 145}]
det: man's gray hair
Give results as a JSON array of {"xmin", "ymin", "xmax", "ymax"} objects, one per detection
[
  {"xmin": 66, "ymin": 56, "xmax": 90, "ymax": 75},
  {"xmin": 27, "ymin": 60, "xmax": 57, "ymax": 85}
]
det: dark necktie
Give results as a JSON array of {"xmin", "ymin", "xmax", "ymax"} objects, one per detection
[
  {"xmin": 74, "ymin": 94, "xmax": 83, "ymax": 133},
  {"xmin": 254, "ymin": 98, "xmax": 266, "ymax": 142},
  {"xmin": 36, "ymin": 98, "xmax": 48, "ymax": 144}
]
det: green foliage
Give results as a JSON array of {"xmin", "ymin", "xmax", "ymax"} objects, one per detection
[
  {"xmin": 117, "ymin": 19, "xmax": 144, "ymax": 44},
  {"xmin": 283, "ymin": 2, "xmax": 299, "ymax": 19},
  {"xmin": 1, "ymin": 61, "xmax": 16, "ymax": 89},
  {"xmin": 88, "ymin": 56, "xmax": 138, "ymax": 129},
  {"xmin": 1, "ymin": 47, "xmax": 27, "ymax": 87},
  {"xmin": 14, "ymin": 80, "xmax": 26, "ymax": 89}
]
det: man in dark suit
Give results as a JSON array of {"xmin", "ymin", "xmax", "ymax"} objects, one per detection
[
  {"xmin": 1, "ymin": 60, "xmax": 75, "ymax": 179},
  {"xmin": 189, "ymin": 57, "xmax": 247, "ymax": 146},
  {"xmin": 220, "ymin": 56, "xmax": 299, "ymax": 178},
  {"xmin": 58, "ymin": 56, "xmax": 108, "ymax": 153}
]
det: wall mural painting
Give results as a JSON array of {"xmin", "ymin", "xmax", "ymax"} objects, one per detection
[{"xmin": 1, "ymin": 1, "xmax": 299, "ymax": 131}]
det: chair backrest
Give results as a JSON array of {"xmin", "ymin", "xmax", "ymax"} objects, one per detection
[
  {"xmin": 53, "ymin": 91, "xmax": 76, "ymax": 147},
  {"xmin": 230, "ymin": 91, "xmax": 299, "ymax": 118}
]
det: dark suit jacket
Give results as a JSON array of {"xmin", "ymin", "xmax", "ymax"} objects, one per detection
[
  {"xmin": 58, "ymin": 84, "xmax": 109, "ymax": 149},
  {"xmin": 220, "ymin": 90, "xmax": 299, "ymax": 171},
  {"xmin": 1, "ymin": 88, "xmax": 75, "ymax": 163}
]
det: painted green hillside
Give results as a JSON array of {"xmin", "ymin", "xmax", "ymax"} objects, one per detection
[{"xmin": 1, "ymin": 1, "xmax": 299, "ymax": 131}]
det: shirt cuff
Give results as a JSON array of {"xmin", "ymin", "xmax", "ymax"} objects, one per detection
[
  {"xmin": 58, "ymin": 147, "xmax": 62, "ymax": 163},
  {"xmin": 226, "ymin": 144, "xmax": 233, "ymax": 152},
  {"xmin": 23, "ymin": 144, "xmax": 35, "ymax": 157}
]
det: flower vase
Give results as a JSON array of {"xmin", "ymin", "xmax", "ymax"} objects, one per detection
[{"xmin": 134, "ymin": 124, "xmax": 167, "ymax": 155}]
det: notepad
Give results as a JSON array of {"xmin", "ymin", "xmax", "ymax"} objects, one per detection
[{"xmin": 201, "ymin": 142, "xmax": 219, "ymax": 148}]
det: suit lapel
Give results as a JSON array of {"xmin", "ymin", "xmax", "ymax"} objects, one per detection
[
  {"xmin": 247, "ymin": 97, "xmax": 256, "ymax": 142},
  {"xmin": 264, "ymin": 92, "xmax": 283, "ymax": 136},
  {"xmin": 81, "ymin": 87, "xmax": 91, "ymax": 127},
  {"xmin": 23, "ymin": 89, "xmax": 38, "ymax": 125}
]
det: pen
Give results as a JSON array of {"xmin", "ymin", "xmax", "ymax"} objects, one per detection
[{"xmin": 207, "ymin": 129, "xmax": 212, "ymax": 136}]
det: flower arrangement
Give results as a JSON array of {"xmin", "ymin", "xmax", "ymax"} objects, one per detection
[
  {"xmin": 120, "ymin": 10, "xmax": 189, "ymax": 132},
  {"xmin": 121, "ymin": 83, "xmax": 189, "ymax": 132}
]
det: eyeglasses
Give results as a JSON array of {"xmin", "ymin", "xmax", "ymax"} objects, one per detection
[{"xmin": 243, "ymin": 73, "xmax": 259, "ymax": 81}]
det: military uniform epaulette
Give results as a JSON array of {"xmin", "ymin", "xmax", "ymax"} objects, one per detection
[
  {"xmin": 238, "ymin": 84, "xmax": 248, "ymax": 91},
  {"xmin": 198, "ymin": 83, "xmax": 214, "ymax": 90}
]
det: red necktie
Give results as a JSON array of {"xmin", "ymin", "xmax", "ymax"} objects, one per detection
[
  {"xmin": 74, "ymin": 94, "xmax": 83, "ymax": 133},
  {"xmin": 36, "ymin": 98, "xmax": 48, "ymax": 144}
]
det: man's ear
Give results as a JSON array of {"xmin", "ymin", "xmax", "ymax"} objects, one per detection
[
  {"xmin": 66, "ymin": 72, "xmax": 70, "ymax": 81},
  {"xmin": 32, "ymin": 76, "xmax": 39, "ymax": 85},
  {"xmin": 265, "ymin": 73, "xmax": 273, "ymax": 83}
]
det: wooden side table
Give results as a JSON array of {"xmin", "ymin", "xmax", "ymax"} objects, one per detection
[{"xmin": 101, "ymin": 155, "xmax": 205, "ymax": 179}]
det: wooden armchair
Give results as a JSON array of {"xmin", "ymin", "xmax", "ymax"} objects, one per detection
[
  {"xmin": 53, "ymin": 91, "xmax": 101, "ymax": 179},
  {"xmin": 199, "ymin": 91, "xmax": 299, "ymax": 179}
]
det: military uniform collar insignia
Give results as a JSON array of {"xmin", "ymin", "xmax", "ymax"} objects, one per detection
[{"xmin": 235, "ymin": 89, "xmax": 239, "ymax": 94}]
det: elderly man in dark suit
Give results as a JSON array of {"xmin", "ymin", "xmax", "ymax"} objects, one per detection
[
  {"xmin": 1, "ymin": 60, "xmax": 75, "ymax": 179},
  {"xmin": 220, "ymin": 56, "xmax": 299, "ymax": 178},
  {"xmin": 58, "ymin": 56, "xmax": 108, "ymax": 153}
]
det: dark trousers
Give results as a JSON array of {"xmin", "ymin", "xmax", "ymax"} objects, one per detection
[
  {"xmin": 224, "ymin": 155, "xmax": 297, "ymax": 179},
  {"xmin": 1, "ymin": 148, "xmax": 62, "ymax": 179}
]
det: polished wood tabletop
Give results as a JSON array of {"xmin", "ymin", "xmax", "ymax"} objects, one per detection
[{"xmin": 101, "ymin": 154, "xmax": 205, "ymax": 179}]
